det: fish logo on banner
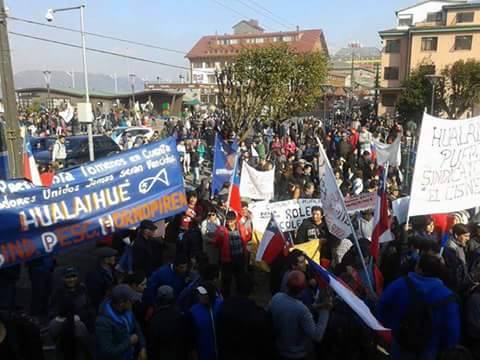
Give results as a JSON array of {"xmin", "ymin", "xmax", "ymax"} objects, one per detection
[
  {"xmin": 0, "ymin": 137, "xmax": 187, "ymax": 268},
  {"xmin": 139, "ymin": 168, "xmax": 170, "ymax": 194},
  {"xmin": 317, "ymin": 140, "xmax": 352, "ymax": 240}
]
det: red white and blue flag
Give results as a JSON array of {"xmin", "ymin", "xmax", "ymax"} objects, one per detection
[
  {"xmin": 256, "ymin": 215, "xmax": 286, "ymax": 264},
  {"xmin": 307, "ymin": 257, "xmax": 391, "ymax": 340},
  {"xmin": 371, "ymin": 165, "xmax": 393, "ymax": 261},
  {"xmin": 227, "ymin": 151, "xmax": 242, "ymax": 219},
  {"xmin": 23, "ymin": 134, "xmax": 44, "ymax": 186}
]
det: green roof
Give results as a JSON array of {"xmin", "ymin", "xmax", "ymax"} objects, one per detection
[{"xmin": 183, "ymin": 98, "xmax": 201, "ymax": 106}]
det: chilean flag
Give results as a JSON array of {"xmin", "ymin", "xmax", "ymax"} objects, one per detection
[
  {"xmin": 371, "ymin": 165, "xmax": 393, "ymax": 262},
  {"xmin": 307, "ymin": 258, "xmax": 391, "ymax": 342},
  {"xmin": 23, "ymin": 134, "xmax": 44, "ymax": 186},
  {"xmin": 227, "ymin": 151, "xmax": 242, "ymax": 219},
  {"xmin": 256, "ymin": 215, "xmax": 286, "ymax": 264}
]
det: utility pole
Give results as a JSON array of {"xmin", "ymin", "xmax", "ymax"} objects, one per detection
[
  {"xmin": 373, "ymin": 63, "xmax": 380, "ymax": 120},
  {"xmin": 0, "ymin": 0, "xmax": 23, "ymax": 178}
]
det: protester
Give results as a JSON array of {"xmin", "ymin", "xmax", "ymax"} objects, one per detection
[
  {"xmin": 269, "ymin": 270, "xmax": 331, "ymax": 360},
  {"xmin": 378, "ymin": 254, "xmax": 460, "ymax": 359},
  {"xmin": 188, "ymin": 283, "xmax": 223, "ymax": 360},
  {"xmin": 85, "ymin": 247, "xmax": 118, "ymax": 312},
  {"xmin": 52, "ymin": 134, "xmax": 67, "ymax": 168},
  {"xmin": 95, "ymin": 285, "xmax": 146, "ymax": 360},
  {"xmin": 211, "ymin": 210, "xmax": 251, "ymax": 298},
  {"xmin": 146, "ymin": 285, "xmax": 189, "ymax": 360},
  {"xmin": 217, "ymin": 273, "xmax": 273, "ymax": 360},
  {"xmin": 49, "ymin": 266, "xmax": 95, "ymax": 332},
  {"xmin": 49, "ymin": 297, "xmax": 93, "ymax": 360},
  {"xmin": 142, "ymin": 254, "xmax": 189, "ymax": 306},
  {"xmin": 132, "ymin": 220, "xmax": 159, "ymax": 277}
]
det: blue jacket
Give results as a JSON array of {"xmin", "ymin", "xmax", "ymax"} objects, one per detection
[
  {"xmin": 143, "ymin": 264, "xmax": 187, "ymax": 306},
  {"xmin": 377, "ymin": 272, "xmax": 460, "ymax": 359},
  {"xmin": 189, "ymin": 298, "xmax": 222, "ymax": 360},
  {"xmin": 95, "ymin": 300, "xmax": 145, "ymax": 360}
]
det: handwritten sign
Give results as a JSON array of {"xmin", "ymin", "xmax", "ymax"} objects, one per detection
[
  {"xmin": 0, "ymin": 137, "xmax": 186, "ymax": 268},
  {"xmin": 409, "ymin": 113, "xmax": 480, "ymax": 216},
  {"xmin": 249, "ymin": 198, "xmax": 323, "ymax": 233}
]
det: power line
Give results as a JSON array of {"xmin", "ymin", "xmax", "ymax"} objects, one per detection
[
  {"xmin": 9, "ymin": 31, "xmax": 191, "ymax": 70},
  {"xmin": 210, "ymin": 0, "xmax": 275, "ymax": 31},
  {"xmin": 235, "ymin": 0, "xmax": 292, "ymax": 30},
  {"xmin": 8, "ymin": 16, "xmax": 187, "ymax": 55},
  {"xmin": 244, "ymin": 0, "xmax": 297, "ymax": 28}
]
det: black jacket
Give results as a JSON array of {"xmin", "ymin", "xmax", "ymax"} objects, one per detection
[
  {"xmin": 295, "ymin": 218, "xmax": 329, "ymax": 245},
  {"xmin": 85, "ymin": 265, "xmax": 115, "ymax": 313},
  {"xmin": 49, "ymin": 284, "xmax": 95, "ymax": 332},
  {"xmin": 217, "ymin": 296, "xmax": 274, "ymax": 360},
  {"xmin": 146, "ymin": 305, "xmax": 189, "ymax": 360}
]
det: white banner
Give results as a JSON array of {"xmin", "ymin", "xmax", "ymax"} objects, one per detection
[
  {"xmin": 392, "ymin": 196, "xmax": 410, "ymax": 224},
  {"xmin": 317, "ymin": 142, "xmax": 352, "ymax": 240},
  {"xmin": 409, "ymin": 113, "xmax": 480, "ymax": 216},
  {"xmin": 59, "ymin": 103, "xmax": 74, "ymax": 123},
  {"xmin": 249, "ymin": 198, "xmax": 323, "ymax": 233},
  {"xmin": 345, "ymin": 192, "xmax": 376, "ymax": 214},
  {"xmin": 240, "ymin": 162, "xmax": 274, "ymax": 200},
  {"xmin": 373, "ymin": 136, "xmax": 401, "ymax": 167}
]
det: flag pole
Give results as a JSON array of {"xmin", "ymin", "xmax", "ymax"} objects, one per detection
[
  {"xmin": 316, "ymin": 137, "xmax": 375, "ymax": 294},
  {"xmin": 405, "ymin": 110, "xmax": 428, "ymax": 228}
]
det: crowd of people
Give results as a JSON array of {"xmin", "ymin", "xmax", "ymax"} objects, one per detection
[{"xmin": 1, "ymin": 107, "xmax": 480, "ymax": 360}]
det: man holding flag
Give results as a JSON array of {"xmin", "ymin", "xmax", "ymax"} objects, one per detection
[{"xmin": 210, "ymin": 210, "xmax": 251, "ymax": 298}]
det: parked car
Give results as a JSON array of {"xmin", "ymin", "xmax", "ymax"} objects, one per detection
[
  {"xmin": 33, "ymin": 135, "xmax": 121, "ymax": 168},
  {"xmin": 111, "ymin": 126, "xmax": 154, "ymax": 145}
]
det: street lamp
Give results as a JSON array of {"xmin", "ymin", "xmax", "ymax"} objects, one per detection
[
  {"xmin": 45, "ymin": 5, "xmax": 94, "ymax": 161},
  {"xmin": 43, "ymin": 70, "xmax": 51, "ymax": 109},
  {"xmin": 321, "ymin": 85, "xmax": 334, "ymax": 124},
  {"xmin": 425, "ymin": 74, "xmax": 443, "ymax": 116},
  {"xmin": 129, "ymin": 73, "xmax": 136, "ymax": 124}
]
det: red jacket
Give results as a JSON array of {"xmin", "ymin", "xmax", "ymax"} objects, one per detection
[{"xmin": 212, "ymin": 223, "xmax": 251, "ymax": 264}]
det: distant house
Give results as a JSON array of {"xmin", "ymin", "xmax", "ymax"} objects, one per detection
[{"xmin": 378, "ymin": 0, "xmax": 480, "ymax": 117}]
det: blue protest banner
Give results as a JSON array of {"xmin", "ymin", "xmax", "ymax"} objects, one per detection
[
  {"xmin": 0, "ymin": 136, "xmax": 187, "ymax": 268},
  {"xmin": 211, "ymin": 133, "xmax": 237, "ymax": 196}
]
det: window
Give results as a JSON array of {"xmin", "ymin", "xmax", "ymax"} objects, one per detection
[
  {"xmin": 455, "ymin": 35, "xmax": 473, "ymax": 50},
  {"xmin": 398, "ymin": 17, "xmax": 413, "ymax": 27},
  {"xmin": 385, "ymin": 39, "xmax": 401, "ymax": 53},
  {"xmin": 205, "ymin": 62, "xmax": 215, "ymax": 68},
  {"xmin": 283, "ymin": 36, "xmax": 293, "ymax": 42},
  {"xmin": 207, "ymin": 75, "xmax": 216, "ymax": 84},
  {"xmin": 230, "ymin": 39, "xmax": 239, "ymax": 45},
  {"xmin": 245, "ymin": 38, "xmax": 254, "ymax": 44},
  {"xmin": 426, "ymin": 11, "xmax": 443, "ymax": 22},
  {"xmin": 421, "ymin": 37, "xmax": 438, "ymax": 51},
  {"xmin": 192, "ymin": 62, "xmax": 202, "ymax": 69},
  {"xmin": 382, "ymin": 94, "xmax": 397, "ymax": 107},
  {"xmin": 272, "ymin": 37, "xmax": 279, "ymax": 42},
  {"xmin": 383, "ymin": 67, "xmax": 399, "ymax": 80},
  {"xmin": 255, "ymin": 38, "xmax": 264, "ymax": 44},
  {"xmin": 457, "ymin": 12, "xmax": 474, "ymax": 23}
]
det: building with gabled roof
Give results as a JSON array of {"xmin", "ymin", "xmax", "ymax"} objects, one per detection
[{"xmin": 186, "ymin": 20, "xmax": 328, "ymax": 85}]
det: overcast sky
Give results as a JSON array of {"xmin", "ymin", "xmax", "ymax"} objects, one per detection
[{"xmin": 7, "ymin": 0, "xmax": 413, "ymax": 80}]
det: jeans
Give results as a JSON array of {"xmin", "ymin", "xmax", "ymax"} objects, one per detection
[{"xmin": 193, "ymin": 166, "xmax": 200, "ymax": 184}]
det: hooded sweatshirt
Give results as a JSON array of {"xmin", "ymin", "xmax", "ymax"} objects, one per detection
[{"xmin": 377, "ymin": 272, "xmax": 460, "ymax": 360}]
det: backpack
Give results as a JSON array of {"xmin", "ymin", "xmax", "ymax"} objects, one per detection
[{"xmin": 396, "ymin": 277, "xmax": 457, "ymax": 354}]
